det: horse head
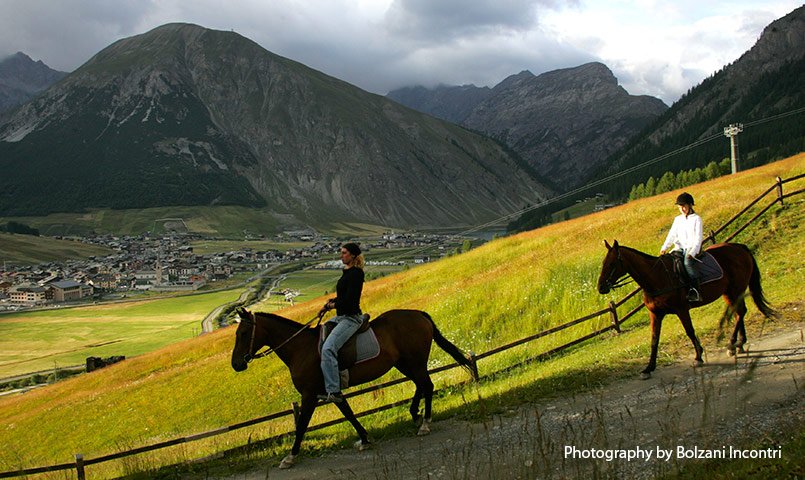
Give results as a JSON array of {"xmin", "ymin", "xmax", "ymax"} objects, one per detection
[
  {"xmin": 597, "ymin": 240, "xmax": 626, "ymax": 294},
  {"xmin": 231, "ymin": 308, "xmax": 257, "ymax": 372}
]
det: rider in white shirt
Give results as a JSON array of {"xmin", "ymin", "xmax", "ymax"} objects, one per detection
[{"xmin": 660, "ymin": 192, "xmax": 703, "ymax": 302}]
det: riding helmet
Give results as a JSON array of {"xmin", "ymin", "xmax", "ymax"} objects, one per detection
[{"xmin": 675, "ymin": 192, "xmax": 694, "ymax": 206}]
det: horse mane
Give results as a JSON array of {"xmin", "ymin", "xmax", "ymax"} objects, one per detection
[{"xmin": 618, "ymin": 244, "xmax": 658, "ymax": 261}]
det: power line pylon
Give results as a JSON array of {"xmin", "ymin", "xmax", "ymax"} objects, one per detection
[{"xmin": 723, "ymin": 123, "xmax": 744, "ymax": 174}]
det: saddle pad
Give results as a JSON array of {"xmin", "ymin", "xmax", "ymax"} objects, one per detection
[
  {"xmin": 318, "ymin": 328, "xmax": 381, "ymax": 365},
  {"xmin": 697, "ymin": 252, "xmax": 724, "ymax": 285},
  {"xmin": 352, "ymin": 329, "xmax": 381, "ymax": 363}
]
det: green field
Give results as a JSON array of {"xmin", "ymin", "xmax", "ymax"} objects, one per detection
[
  {"xmin": 0, "ymin": 206, "xmax": 286, "ymax": 237},
  {"xmin": 0, "ymin": 289, "xmax": 243, "ymax": 378},
  {"xmin": 0, "ymin": 232, "xmax": 113, "ymax": 266},
  {"xmin": 0, "ymin": 155, "xmax": 802, "ymax": 478},
  {"xmin": 0, "ymin": 207, "xmax": 394, "ymax": 238}
]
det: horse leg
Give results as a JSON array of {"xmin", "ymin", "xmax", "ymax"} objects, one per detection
[
  {"xmin": 727, "ymin": 296, "xmax": 748, "ymax": 355},
  {"xmin": 408, "ymin": 387, "xmax": 423, "ymax": 424},
  {"xmin": 677, "ymin": 309, "xmax": 704, "ymax": 367},
  {"xmin": 416, "ymin": 375, "xmax": 435, "ymax": 436},
  {"xmin": 396, "ymin": 361, "xmax": 436, "ymax": 434},
  {"xmin": 335, "ymin": 398, "xmax": 371, "ymax": 450},
  {"xmin": 642, "ymin": 311, "xmax": 665, "ymax": 379},
  {"xmin": 280, "ymin": 395, "xmax": 317, "ymax": 469}
]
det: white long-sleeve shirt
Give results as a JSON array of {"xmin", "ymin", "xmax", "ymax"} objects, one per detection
[{"xmin": 661, "ymin": 212, "xmax": 703, "ymax": 256}]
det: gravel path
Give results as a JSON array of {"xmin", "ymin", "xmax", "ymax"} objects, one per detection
[{"xmin": 202, "ymin": 310, "xmax": 804, "ymax": 480}]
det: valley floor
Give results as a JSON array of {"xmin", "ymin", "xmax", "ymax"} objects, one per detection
[{"xmin": 194, "ymin": 303, "xmax": 804, "ymax": 480}]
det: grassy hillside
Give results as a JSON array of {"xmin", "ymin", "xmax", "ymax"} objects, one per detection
[
  {"xmin": 0, "ymin": 206, "xmax": 394, "ymax": 237},
  {"xmin": 0, "ymin": 155, "xmax": 801, "ymax": 477},
  {"xmin": 0, "ymin": 232, "xmax": 113, "ymax": 265},
  {"xmin": 0, "ymin": 206, "xmax": 284, "ymax": 237}
]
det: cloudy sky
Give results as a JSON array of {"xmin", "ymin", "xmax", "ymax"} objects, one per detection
[{"xmin": 0, "ymin": 0, "xmax": 800, "ymax": 104}]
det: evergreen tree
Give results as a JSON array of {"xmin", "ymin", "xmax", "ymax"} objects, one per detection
[
  {"xmin": 704, "ymin": 161, "xmax": 721, "ymax": 180},
  {"xmin": 656, "ymin": 171, "xmax": 676, "ymax": 194},
  {"xmin": 644, "ymin": 177, "xmax": 657, "ymax": 197}
]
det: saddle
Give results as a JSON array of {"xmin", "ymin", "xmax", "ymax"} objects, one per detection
[
  {"xmin": 319, "ymin": 313, "xmax": 380, "ymax": 372},
  {"xmin": 671, "ymin": 251, "xmax": 724, "ymax": 285}
]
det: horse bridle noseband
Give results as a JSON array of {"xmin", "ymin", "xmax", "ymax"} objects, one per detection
[
  {"xmin": 604, "ymin": 248, "xmax": 634, "ymax": 290},
  {"xmin": 240, "ymin": 312, "xmax": 324, "ymax": 364}
]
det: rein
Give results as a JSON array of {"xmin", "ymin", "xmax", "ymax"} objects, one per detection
[
  {"xmin": 608, "ymin": 249, "xmax": 683, "ymax": 297},
  {"xmin": 243, "ymin": 312, "xmax": 324, "ymax": 363}
]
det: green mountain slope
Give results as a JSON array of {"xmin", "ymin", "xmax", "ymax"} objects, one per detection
[{"xmin": 0, "ymin": 24, "xmax": 551, "ymax": 230}]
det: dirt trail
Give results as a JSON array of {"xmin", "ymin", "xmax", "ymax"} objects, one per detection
[{"xmin": 206, "ymin": 317, "xmax": 804, "ymax": 480}]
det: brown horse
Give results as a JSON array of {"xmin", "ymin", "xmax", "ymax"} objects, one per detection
[
  {"xmin": 597, "ymin": 241, "xmax": 775, "ymax": 379},
  {"xmin": 231, "ymin": 308, "xmax": 475, "ymax": 468}
]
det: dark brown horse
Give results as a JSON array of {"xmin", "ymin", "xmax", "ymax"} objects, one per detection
[
  {"xmin": 597, "ymin": 241, "xmax": 775, "ymax": 379},
  {"xmin": 231, "ymin": 308, "xmax": 475, "ymax": 468}
]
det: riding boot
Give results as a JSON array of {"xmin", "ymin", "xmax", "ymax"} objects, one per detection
[{"xmin": 687, "ymin": 278, "xmax": 701, "ymax": 302}]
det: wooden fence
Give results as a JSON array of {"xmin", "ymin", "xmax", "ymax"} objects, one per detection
[{"xmin": 1, "ymin": 173, "xmax": 801, "ymax": 479}]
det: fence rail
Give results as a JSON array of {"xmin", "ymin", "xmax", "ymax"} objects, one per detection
[{"xmin": 1, "ymin": 172, "xmax": 802, "ymax": 479}]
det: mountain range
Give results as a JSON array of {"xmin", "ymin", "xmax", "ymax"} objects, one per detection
[
  {"xmin": 388, "ymin": 63, "xmax": 668, "ymax": 188},
  {"xmin": 508, "ymin": 4, "xmax": 805, "ymax": 231},
  {"xmin": 0, "ymin": 52, "xmax": 67, "ymax": 114},
  {"xmin": 0, "ymin": 24, "xmax": 551, "ymax": 229},
  {"xmin": 1, "ymin": 5, "xmax": 803, "ymax": 234}
]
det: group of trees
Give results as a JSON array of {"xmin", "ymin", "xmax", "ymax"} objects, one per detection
[
  {"xmin": 627, "ymin": 158, "xmax": 732, "ymax": 201},
  {"xmin": 0, "ymin": 221, "xmax": 39, "ymax": 236}
]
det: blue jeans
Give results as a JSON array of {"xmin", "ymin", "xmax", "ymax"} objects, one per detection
[
  {"xmin": 682, "ymin": 249, "xmax": 699, "ymax": 282},
  {"xmin": 321, "ymin": 314, "xmax": 363, "ymax": 393}
]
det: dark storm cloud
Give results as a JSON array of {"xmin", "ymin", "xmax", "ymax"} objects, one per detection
[
  {"xmin": 387, "ymin": 0, "xmax": 535, "ymax": 39},
  {"xmin": 0, "ymin": 0, "xmax": 797, "ymax": 104}
]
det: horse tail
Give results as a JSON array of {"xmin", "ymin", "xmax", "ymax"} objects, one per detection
[
  {"xmin": 740, "ymin": 244, "xmax": 777, "ymax": 318},
  {"xmin": 422, "ymin": 311, "xmax": 478, "ymax": 381}
]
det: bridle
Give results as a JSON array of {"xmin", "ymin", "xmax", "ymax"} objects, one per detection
[
  {"xmin": 603, "ymin": 247, "xmax": 634, "ymax": 290},
  {"xmin": 240, "ymin": 312, "xmax": 324, "ymax": 364},
  {"xmin": 604, "ymin": 247, "xmax": 682, "ymax": 297}
]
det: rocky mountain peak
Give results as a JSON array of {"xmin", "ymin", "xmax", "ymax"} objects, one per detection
[
  {"xmin": 0, "ymin": 52, "xmax": 68, "ymax": 113},
  {"xmin": 388, "ymin": 60, "xmax": 667, "ymax": 189}
]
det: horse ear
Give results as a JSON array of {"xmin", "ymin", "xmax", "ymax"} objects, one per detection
[
  {"xmin": 237, "ymin": 308, "xmax": 249, "ymax": 319},
  {"xmin": 604, "ymin": 240, "xmax": 611, "ymax": 250},
  {"xmin": 613, "ymin": 240, "xmax": 619, "ymax": 249}
]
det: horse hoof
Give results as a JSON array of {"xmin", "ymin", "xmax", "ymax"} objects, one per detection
[
  {"xmin": 640, "ymin": 372, "xmax": 651, "ymax": 380},
  {"xmin": 728, "ymin": 347, "xmax": 736, "ymax": 356},
  {"xmin": 692, "ymin": 360, "xmax": 703, "ymax": 368},
  {"xmin": 354, "ymin": 440, "xmax": 371, "ymax": 451},
  {"xmin": 737, "ymin": 346, "xmax": 746, "ymax": 354},
  {"xmin": 417, "ymin": 419, "xmax": 432, "ymax": 436},
  {"xmin": 279, "ymin": 454, "xmax": 296, "ymax": 469}
]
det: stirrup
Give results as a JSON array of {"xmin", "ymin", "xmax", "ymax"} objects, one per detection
[
  {"xmin": 686, "ymin": 288, "xmax": 701, "ymax": 302},
  {"xmin": 317, "ymin": 392, "xmax": 344, "ymax": 403}
]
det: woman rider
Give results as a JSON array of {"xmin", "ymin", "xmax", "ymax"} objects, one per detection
[
  {"xmin": 317, "ymin": 242, "xmax": 365, "ymax": 403},
  {"xmin": 660, "ymin": 192, "xmax": 703, "ymax": 302}
]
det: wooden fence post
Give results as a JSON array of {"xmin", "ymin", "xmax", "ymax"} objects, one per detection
[
  {"xmin": 609, "ymin": 301, "xmax": 621, "ymax": 333},
  {"xmin": 74, "ymin": 454, "xmax": 85, "ymax": 480},
  {"xmin": 467, "ymin": 351, "xmax": 479, "ymax": 381},
  {"xmin": 776, "ymin": 176, "xmax": 784, "ymax": 205}
]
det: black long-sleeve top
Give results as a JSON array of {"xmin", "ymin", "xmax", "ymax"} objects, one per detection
[{"xmin": 334, "ymin": 267, "xmax": 364, "ymax": 315}]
